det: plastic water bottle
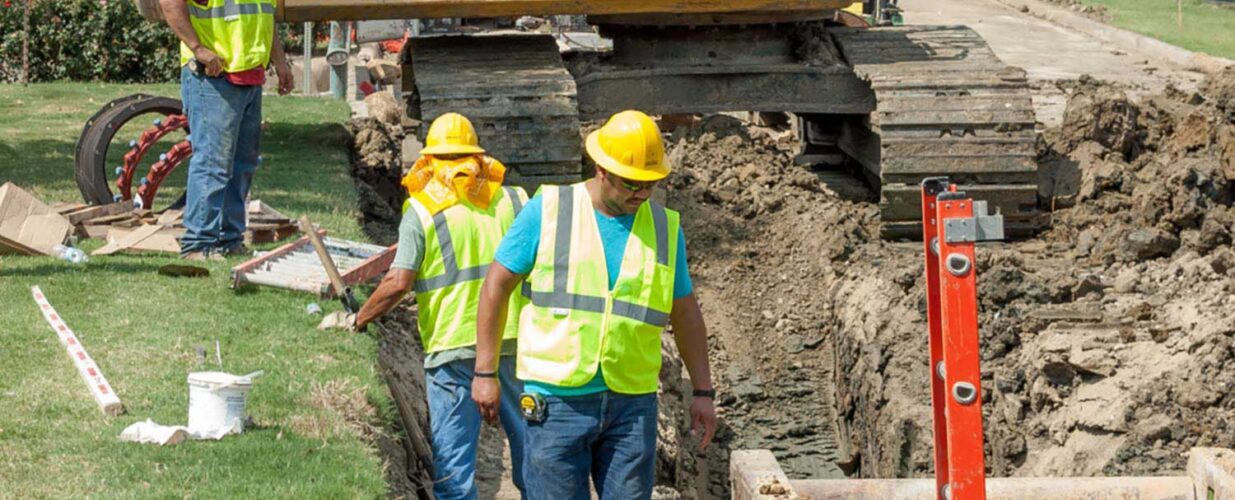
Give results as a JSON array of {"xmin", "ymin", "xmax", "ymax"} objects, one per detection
[{"xmin": 52, "ymin": 244, "xmax": 89, "ymax": 264}]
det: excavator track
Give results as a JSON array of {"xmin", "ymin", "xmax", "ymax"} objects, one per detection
[
  {"xmin": 831, "ymin": 26, "xmax": 1041, "ymax": 239},
  {"xmin": 408, "ymin": 34, "xmax": 583, "ymax": 192}
]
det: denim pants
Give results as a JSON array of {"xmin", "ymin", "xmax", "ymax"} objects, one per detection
[
  {"xmin": 524, "ymin": 391, "xmax": 657, "ymax": 500},
  {"xmin": 426, "ymin": 356, "xmax": 527, "ymax": 499},
  {"xmin": 179, "ymin": 66, "xmax": 262, "ymax": 255}
]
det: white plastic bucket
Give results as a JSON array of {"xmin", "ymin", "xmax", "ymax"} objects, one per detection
[{"xmin": 187, "ymin": 371, "xmax": 257, "ymax": 436}]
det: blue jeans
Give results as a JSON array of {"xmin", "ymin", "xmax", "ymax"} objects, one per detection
[
  {"xmin": 427, "ymin": 356, "xmax": 526, "ymax": 499},
  {"xmin": 179, "ymin": 66, "xmax": 262, "ymax": 255},
  {"xmin": 524, "ymin": 392, "xmax": 657, "ymax": 500}
]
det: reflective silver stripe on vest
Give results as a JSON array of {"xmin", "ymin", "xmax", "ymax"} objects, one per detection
[
  {"xmin": 521, "ymin": 284, "xmax": 670, "ymax": 328},
  {"xmin": 415, "ymin": 264, "xmax": 489, "ymax": 293},
  {"xmin": 413, "ymin": 208, "xmax": 488, "ymax": 293},
  {"xmin": 650, "ymin": 202, "xmax": 669, "ymax": 266},
  {"xmin": 522, "ymin": 185, "xmax": 671, "ymax": 327},
  {"xmin": 188, "ymin": 0, "xmax": 274, "ymax": 19},
  {"xmin": 553, "ymin": 185, "xmax": 573, "ymax": 296},
  {"xmin": 504, "ymin": 187, "xmax": 524, "ymax": 216}
]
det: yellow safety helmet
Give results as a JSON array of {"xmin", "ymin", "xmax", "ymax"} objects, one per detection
[
  {"xmin": 420, "ymin": 112, "xmax": 486, "ymax": 156},
  {"xmin": 585, "ymin": 110, "xmax": 670, "ymax": 182}
]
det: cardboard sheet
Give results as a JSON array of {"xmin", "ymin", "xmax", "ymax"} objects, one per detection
[{"xmin": 0, "ymin": 183, "xmax": 73, "ymax": 256}]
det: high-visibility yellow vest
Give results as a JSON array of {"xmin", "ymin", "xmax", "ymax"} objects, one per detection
[
  {"xmin": 178, "ymin": 0, "xmax": 275, "ymax": 73},
  {"xmin": 403, "ymin": 186, "xmax": 528, "ymax": 353},
  {"xmin": 517, "ymin": 182, "xmax": 679, "ymax": 394}
]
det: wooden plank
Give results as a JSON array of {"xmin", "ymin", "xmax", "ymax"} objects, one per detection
[
  {"xmin": 66, "ymin": 200, "xmax": 135, "ymax": 225},
  {"xmin": 83, "ymin": 211, "xmax": 139, "ymax": 226},
  {"xmin": 91, "ymin": 224, "xmax": 163, "ymax": 256},
  {"xmin": 246, "ymin": 224, "xmax": 299, "ymax": 244},
  {"xmin": 51, "ymin": 202, "xmax": 89, "ymax": 215}
]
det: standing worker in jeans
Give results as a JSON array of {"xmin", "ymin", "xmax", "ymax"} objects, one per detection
[
  {"xmin": 160, "ymin": 0, "xmax": 294, "ymax": 260},
  {"xmin": 326, "ymin": 113, "xmax": 530, "ymax": 499},
  {"xmin": 472, "ymin": 110, "xmax": 717, "ymax": 499}
]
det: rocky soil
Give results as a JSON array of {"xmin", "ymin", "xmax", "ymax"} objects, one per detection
[
  {"xmin": 345, "ymin": 66, "xmax": 1235, "ymax": 497},
  {"xmin": 831, "ymin": 67, "xmax": 1235, "ymax": 479}
]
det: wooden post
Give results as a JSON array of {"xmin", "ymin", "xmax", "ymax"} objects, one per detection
[{"xmin": 21, "ymin": 0, "xmax": 30, "ymax": 85}]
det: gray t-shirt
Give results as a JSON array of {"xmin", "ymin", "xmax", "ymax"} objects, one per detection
[{"xmin": 392, "ymin": 206, "xmax": 516, "ymax": 369}]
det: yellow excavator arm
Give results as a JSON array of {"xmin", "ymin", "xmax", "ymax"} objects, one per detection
[{"xmin": 275, "ymin": 0, "xmax": 855, "ymax": 22}]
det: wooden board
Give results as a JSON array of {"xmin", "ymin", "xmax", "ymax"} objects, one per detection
[{"xmin": 66, "ymin": 200, "xmax": 135, "ymax": 225}]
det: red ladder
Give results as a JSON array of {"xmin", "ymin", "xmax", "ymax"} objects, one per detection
[{"xmin": 920, "ymin": 177, "xmax": 1004, "ymax": 500}]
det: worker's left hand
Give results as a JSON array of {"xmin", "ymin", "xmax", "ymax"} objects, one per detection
[
  {"xmin": 690, "ymin": 396, "xmax": 717, "ymax": 450},
  {"xmin": 275, "ymin": 62, "xmax": 295, "ymax": 96}
]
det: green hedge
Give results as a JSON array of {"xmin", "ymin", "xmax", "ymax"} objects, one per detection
[
  {"xmin": 0, "ymin": 0, "xmax": 180, "ymax": 83},
  {"xmin": 0, "ymin": 1, "xmax": 314, "ymax": 84}
]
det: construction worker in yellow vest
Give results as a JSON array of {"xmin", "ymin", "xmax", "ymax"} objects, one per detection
[
  {"xmin": 473, "ymin": 110, "xmax": 717, "ymax": 499},
  {"xmin": 160, "ymin": 0, "xmax": 293, "ymax": 260},
  {"xmin": 335, "ymin": 113, "xmax": 531, "ymax": 499}
]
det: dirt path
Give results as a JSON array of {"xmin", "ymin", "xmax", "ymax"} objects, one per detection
[{"xmin": 902, "ymin": 0, "xmax": 1205, "ymax": 126}]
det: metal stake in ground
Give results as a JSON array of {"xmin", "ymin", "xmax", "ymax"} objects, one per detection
[
  {"xmin": 31, "ymin": 286, "xmax": 124, "ymax": 416},
  {"xmin": 299, "ymin": 215, "xmax": 359, "ymax": 313}
]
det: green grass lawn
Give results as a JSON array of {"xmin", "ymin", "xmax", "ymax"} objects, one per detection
[
  {"xmin": 1080, "ymin": 0, "xmax": 1235, "ymax": 59},
  {"xmin": 0, "ymin": 83, "xmax": 391, "ymax": 498}
]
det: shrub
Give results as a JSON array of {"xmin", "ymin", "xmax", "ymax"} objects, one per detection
[{"xmin": 0, "ymin": 0, "xmax": 180, "ymax": 83}]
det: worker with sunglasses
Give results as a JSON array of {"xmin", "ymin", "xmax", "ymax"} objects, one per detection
[{"xmin": 471, "ymin": 110, "xmax": 716, "ymax": 499}]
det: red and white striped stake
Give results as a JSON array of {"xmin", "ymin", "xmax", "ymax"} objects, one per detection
[{"xmin": 31, "ymin": 286, "xmax": 124, "ymax": 416}]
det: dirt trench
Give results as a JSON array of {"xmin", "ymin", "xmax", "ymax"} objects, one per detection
[{"xmin": 345, "ymin": 65, "xmax": 1235, "ymax": 498}]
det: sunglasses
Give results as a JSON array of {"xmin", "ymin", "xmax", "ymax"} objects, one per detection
[{"xmin": 605, "ymin": 171, "xmax": 659, "ymax": 193}]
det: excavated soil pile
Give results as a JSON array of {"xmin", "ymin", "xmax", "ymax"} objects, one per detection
[
  {"xmin": 346, "ymin": 67, "xmax": 1235, "ymax": 495},
  {"xmin": 655, "ymin": 115, "xmax": 878, "ymax": 497},
  {"xmin": 833, "ymin": 72, "xmax": 1235, "ymax": 479},
  {"xmin": 348, "ymin": 118, "xmax": 408, "ymax": 245}
]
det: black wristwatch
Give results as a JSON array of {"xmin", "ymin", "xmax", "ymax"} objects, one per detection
[
  {"xmin": 692, "ymin": 389, "xmax": 716, "ymax": 399},
  {"xmin": 474, "ymin": 370, "xmax": 498, "ymax": 379}
]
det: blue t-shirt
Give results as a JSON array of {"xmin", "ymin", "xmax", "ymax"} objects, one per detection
[{"xmin": 493, "ymin": 194, "xmax": 693, "ymax": 396}]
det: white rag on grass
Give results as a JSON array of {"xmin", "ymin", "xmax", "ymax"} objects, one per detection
[{"xmin": 118, "ymin": 418, "xmax": 240, "ymax": 445}]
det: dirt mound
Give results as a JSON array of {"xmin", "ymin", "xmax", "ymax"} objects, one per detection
[
  {"xmin": 348, "ymin": 118, "xmax": 408, "ymax": 245},
  {"xmin": 656, "ymin": 114, "xmax": 877, "ymax": 496},
  {"xmin": 811, "ymin": 72, "xmax": 1235, "ymax": 480}
]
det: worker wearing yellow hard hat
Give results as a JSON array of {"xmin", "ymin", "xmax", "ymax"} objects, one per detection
[
  {"xmin": 327, "ymin": 112, "xmax": 530, "ymax": 498},
  {"xmin": 472, "ymin": 110, "xmax": 717, "ymax": 499}
]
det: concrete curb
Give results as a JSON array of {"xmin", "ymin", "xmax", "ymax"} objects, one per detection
[{"xmin": 986, "ymin": 0, "xmax": 1234, "ymax": 74}]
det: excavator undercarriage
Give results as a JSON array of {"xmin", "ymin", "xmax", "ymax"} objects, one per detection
[{"xmin": 400, "ymin": 15, "xmax": 1041, "ymax": 237}]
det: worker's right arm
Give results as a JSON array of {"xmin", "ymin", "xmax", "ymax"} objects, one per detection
[
  {"xmin": 472, "ymin": 262, "xmax": 525, "ymax": 424},
  {"xmin": 353, "ymin": 268, "xmax": 416, "ymax": 331},
  {"xmin": 159, "ymin": 0, "xmax": 223, "ymax": 76}
]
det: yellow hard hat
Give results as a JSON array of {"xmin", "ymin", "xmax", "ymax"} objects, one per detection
[
  {"xmin": 585, "ymin": 110, "xmax": 670, "ymax": 182},
  {"xmin": 420, "ymin": 113, "xmax": 485, "ymax": 156}
]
